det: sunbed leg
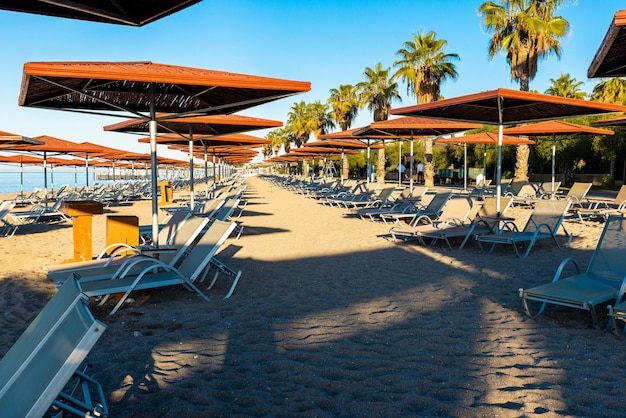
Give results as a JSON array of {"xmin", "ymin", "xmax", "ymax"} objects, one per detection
[
  {"xmin": 223, "ymin": 270, "xmax": 242, "ymax": 299},
  {"xmin": 520, "ymin": 288, "xmax": 547, "ymax": 319},
  {"xmin": 589, "ymin": 305, "xmax": 600, "ymax": 329},
  {"xmin": 607, "ymin": 305, "xmax": 621, "ymax": 336}
]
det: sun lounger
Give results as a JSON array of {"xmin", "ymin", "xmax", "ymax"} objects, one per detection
[
  {"xmin": 46, "ymin": 215, "xmax": 211, "ymax": 285},
  {"xmin": 575, "ymin": 184, "xmax": 626, "ymax": 223},
  {"xmin": 557, "ymin": 182, "xmax": 592, "ymax": 209},
  {"xmin": 453, "ymin": 196, "xmax": 514, "ymax": 249},
  {"xmin": 477, "ymin": 198, "xmax": 572, "ymax": 258},
  {"xmin": 355, "ymin": 186, "xmax": 427, "ymax": 222},
  {"xmin": 382, "ymin": 191, "xmax": 453, "ymax": 226},
  {"xmin": 79, "ymin": 219, "xmax": 238, "ymax": 315},
  {"xmin": 521, "ymin": 215, "xmax": 626, "ymax": 328},
  {"xmin": 0, "ymin": 200, "xmax": 18, "ymax": 237},
  {"xmin": 389, "ymin": 196, "xmax": 474, "ymax": 246},
  {"xmin": 139, "ymin": 209, "xmax": 193, "ymax": 245},
  {"xmin": 0, "ymin": 276, "xmax": 107, "ymax": 417}
]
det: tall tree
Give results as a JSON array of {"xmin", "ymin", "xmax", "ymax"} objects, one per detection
[
  {"xmin": 393, "ymin": 30, "xmax": 459, "ymax": 104},
  {"xmin": 393, "ymin": 30, "xmax": 459, "ymax": 187},
  {"xmin": 479, "ymin": 0, "xmax": 570, "ymax": 181},
  {"xmin": 328, "ymin": 84, "xmax": 361, "ymax": 131},
  {"xmin": 357, "ymin": 63, "xmax": 401, "ymax": 182},
  {"xmin": 308, "ymin": 100, "xmax": 335, "ymax": 139},
  {"xmin": 545, "ymin": 73, "xmax": 586, "ymax": 99},
  {"xmin": 261, "ymin": 143, "xmax": 273, "ymax": 159},
  {"xmin": 591, "ymin": 78, "xmax": 626, "ymax": 184},
  {"xmin": 286, "ymin": 101, "xmax": 314, "ymax": 148},
  {"xmin": 591, "ymin": 78, "xmax": 626, "ymax": 104},
  {"xmin": 328, "ymin": 85, "xmax": 361, "ymax": 179},
  {"xmin": 267, "ymin": 127, "xmax": 291, "ymax": 155}
]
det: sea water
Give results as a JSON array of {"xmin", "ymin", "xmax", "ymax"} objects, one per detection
[{"xmin": 0, "ymin": 171, "xmax": 97, "ymax": 195}]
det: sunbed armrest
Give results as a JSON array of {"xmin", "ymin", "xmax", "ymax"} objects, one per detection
[{"xmin": 551, "ymin": 257, "xmax": 581, "ymax": 282}]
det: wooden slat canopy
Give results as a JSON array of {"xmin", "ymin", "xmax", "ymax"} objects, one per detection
[
  {"xmin": 19, "ymin": 61, "xmax": 311, "ymax": 117},
  {"xmin": 0, "ymin": 0, "xmax": 202, "ymax": 26},
  {"xmin": 588, "ymin": 10, "xmax": 626, "ymax": 78}
]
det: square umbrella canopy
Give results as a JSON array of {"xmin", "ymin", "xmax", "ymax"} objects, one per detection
[
  {"xmin": 302, "ymin": 139, "xmax": 385, "ymax": 182},
  {"xmin": 0, "ymin": 0, "xmax": 201, "ymax": 26},
  {"xmin": 591, "ymin": 114, "xmax": 626, "ymax": 127},
  {"xmin": 391, "ymin": 88, "xmax": 626, "ymax": 211},
  {"xmin": 503, "ymin": 120, "xmax": 614, "ymax": 192},
  {"xmin": 141, "ymin": 132, "xmax": 272, "ymax": 196},
  {"xmin": 356, "ymin": 116, "xmax": 483, "ymax": 190},
  {"xmin": 588, "ymin": 10, "xmax": 626, "ymax": 78},
  {"xmin": 437, "ymin": 132, "xmax": 536, "ymax": 190},
  {"xmin": 18, "ymin": 60, "xmax": 310, "ymax": 246},
  {"xmin": 105, "ymin": 113, "xmax": 282, "ymax": 209},
  {"xmin": 0, "ymin": 130, "xmax": 43, "ymax": 145},
  {"xmin": 318, "ymin": 128, "xmax": 399, "ymax": 184},
  {"xmin": 0, "ymin": 135, "xmax": 107, "ymax": 199}
]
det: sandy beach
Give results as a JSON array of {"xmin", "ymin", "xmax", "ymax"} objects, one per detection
[{"xmin": 0, "ymin": 175, "xmax": 623, "ymax": 417}]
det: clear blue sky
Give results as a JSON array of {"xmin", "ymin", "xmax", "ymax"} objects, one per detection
[{"xmin": 0, "ymin": 0, "xmax": 622, "ymax": 163}]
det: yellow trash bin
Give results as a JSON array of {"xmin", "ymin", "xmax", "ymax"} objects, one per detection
[{"xmin": 158, "ymin": 181, "xmax": 173, "ymax": 205}]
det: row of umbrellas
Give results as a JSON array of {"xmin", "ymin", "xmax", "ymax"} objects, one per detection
[
  {"xmin": 7, "ymin": 60, "xmax": 310, "ymax": 246},
  {"xmin": 296, "ymin": 94, "xmax": 623, "ymax": 209}
]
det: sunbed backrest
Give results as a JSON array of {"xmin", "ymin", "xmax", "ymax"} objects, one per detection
[
  {"xmin": 588, "ymin": 215, "xmax": 626, "ymax": 282},
  {"xmin": 0, "ymin": 278, "xmax": 105, "ymax": 417},
  {"xmin": 478, "ymin": 197, "xmax": 512, "ymax": 218},
  {"xmin": 565, "ymin": 182, "xmax": 592, "ymax": 200},
  {"xmin": 524, "ymin": 199, "xmax": 571, "ymax": 233},
  {"xmin": 439, "ymin": 196, "xmax": 473, "ymax": 222},
  {"xmin": 424, "ymin": 192, "xmax": 453, "ymax": 215},
  {"xmin": 157, "ymin": 211, "xmax": 191, "ymax": 244},
  {"xmin": 176, "ymin": 220, "xmax": 236, "ymax": 280},
  {"xmin": 614, "ymin": 184, "xmax": 626, "ymax": 205}
]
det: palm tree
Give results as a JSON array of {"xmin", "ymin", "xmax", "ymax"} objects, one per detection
[
  {"xmin": 261, "ymin": 143, "xmax": 273, "ymax": 159},
  {"xmin": 393, "ymin": 30, "xmax": 459, "ymax": 187},
  {"xmin": 357, "ymin": 63, "xmax": 401, "ymax": 182},
  {"xmin": 308, "ymin": 100, "xmax": 335, "ymax": 139},
  {"xmin": 328, "ymin": 84, "xmax": 361, "ymax": 131},
  {"xmin": 267, "ymin": 127, "xmax": 291, "ymax": 155},
  {"xmin": 286, "ymin": 101, "xmax": 314, "ymax": 148},
  {"xmin": 328, "ymin": 84, "xmax": 361, "ymax": 178},
  {"xmin": 545, "ymin": 73, "xmax": 586, "ymax": 99},
  {"xmin": 590, "ymin": 78, "xmax": 626, "ymax": 184},
  {"xmin": 591, "ymin": 78, "xmax": 626, "ymax": 104},
  {"xmin": 479, "ymin": 0, "xmax": 570, "ymax": 181},
  {"xmin": 393, "ymin": 30, "xmax": 459, "ymax": 104}
]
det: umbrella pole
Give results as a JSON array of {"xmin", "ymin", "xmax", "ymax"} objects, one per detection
[
  {"xmin": 483, "ymin": 144, "xmax": 487, "ymax": 182},
  {"xmin": 409, "ymin": 137, "xmax": 414, "ymax": 195},
  {"xmin": 365, "ymin": 138, "xmax": 370, "ymax": 184},
  {"xmin": 213, "ymin": 152, "xmax": 217, "ymax": 189},
  {"xmin": 551, "ymin": 135, "xmax": 556, "ymax": 196},
  {"xmin": 188, "ymin": 127, "xmax": 195, "ymax": 212},
  {"xmin": 43, "ymin": 151, "xmax": 48, "ymax": 206},
  {"xmin": 495, "ymin": 96, "xmax": 504, "ymax": 214},
  {"xmin": 203, "ymin": 143, "xmax": 209, "ymax": 197},
  {"xmin": 19, "ymin": 162, "xmax": 24, "ymax": 198},
  {"xmin": 496, "ymin": 124, "xmax": 503, "ymax": 214},
  {"xmin": 464, "ymin": 143, "xmax": 467, "ymax": 192},
  {"xmin": 85, "ymin": 155, "xmax": 89, "ymax": 188},
  {"xmin": 149, "ymin": 85, "xmax": 160, "ymax": 248},
  {"xmin": 398, "ymin": 140, "xmax": 402, "ymax": 186}
]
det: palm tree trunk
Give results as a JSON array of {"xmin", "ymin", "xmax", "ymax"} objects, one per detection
[
  {"xmin": 514, "ymin": 144, "xmax": 530, "ymax": 181},
  {"xmin": 376, "ymin": 149, "xmax": 386, "ymax": 184},
  {"xmin": 424, "ymin": 138, "xmax": 435, "ymax": 187},
  {"xmin": 342, "ymin": 154, "xmax": 349, "ymax": 180}
]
